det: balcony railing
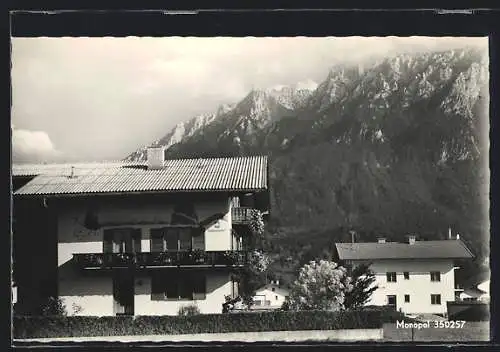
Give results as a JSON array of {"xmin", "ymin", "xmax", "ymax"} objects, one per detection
[
  {"xmin": 232, "ymin": 207, "xmax": 255, "ymax": 225},
  {"xmin": 73, "ymin": 251, "xmax": 248, "ymax": 270}
]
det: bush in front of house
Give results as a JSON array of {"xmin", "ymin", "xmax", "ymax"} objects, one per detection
[
  {"xmin": 362, "ymin": 305, "xmax": 407, "ymax": 323},
  {"xmin": 177, "ymin": 304, "xmax": 201, "ymax": 316},
  {"xmin": 13, "ymin": 309, "xmax": 384, "ymax": 339}
]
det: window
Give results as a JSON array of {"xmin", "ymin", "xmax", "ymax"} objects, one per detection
[
  {"xmin": 104, "ymin": 228, "xmax": 141, "ymax": 253},
  {"xmin": 151, "ymin": 272, "xmax": 206, "ymax": 300},
  {"xmin": 285, "ymin": 296, "xmax": 290, "ymax": 300},
  {"xmin": 430, "ymin": 271, "xmax": 441, "ymax": 282},
  {"xmin": 431, "ymin": 294, "xmax": 441, "ymax": 305},
  {"xmin": 254, "ymin": 300, "xmax": 262, "ymax": 306},
  {"xmin": 387, "ymin": 295, "xmax": 396, "ymax": 306},
  {"xmin": 386, "ymin": 272, "xmax": 397, "ymax": 282},
  {"xmin": 264, "ymin": 300, "xmax": 271, "ymax": 306},
  {"xmin": 403, "ymin": 272, "xmax": 410, "ymax": 280},
  {"xmin": 404, "ymin": 294, "xmax": 410, "ymax": 303},
  {"xmin": 272, "ymin": 287, "xmax": 275, "ymax": 292},
  {"xmin": 275, "ymin": 295, "xmax": 278, "ymax": 300},
  {"xmin": 150, "ymin": 227, "xmax": 204, "ymax": 252}
]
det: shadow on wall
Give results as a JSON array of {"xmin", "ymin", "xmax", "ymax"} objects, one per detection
[
  {"xmin": 59, "ymin": 261, "xmax": 112, "ymax": 296},
  {"xmin": 134, "ymin": 269, "xmax": 229, "ymax": 296},
  {"xmin": 60, "ymin": 260, "xmax": 230, "ymax": 298}
]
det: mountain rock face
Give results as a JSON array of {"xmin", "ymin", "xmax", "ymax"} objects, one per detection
[
  {"xmin": 125, "ymin": 47, "xmax": 489, "ymax": 283},
  {"xmin": 125, "ymin": 82, "xmax": 317, "ymax": 161}
]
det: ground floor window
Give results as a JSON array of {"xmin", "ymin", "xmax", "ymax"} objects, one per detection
[
  {"xmin": 404, "ymin": 294, "xmax": 410, "ymax": 303},
  {"xmin": 151, "ymin": 271, "xmax": 206, "ymax": 301},
  {"xmin": 431, "ymin": 294, "xmax": 441, "ymax": 305},
  {"xmin": 387, "ymin": 295, "xmax": 397, "ymax": 306}
]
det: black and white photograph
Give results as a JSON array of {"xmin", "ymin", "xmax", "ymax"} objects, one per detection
[{"xmin": 11, "ymin": 31, "xmax": 490, "ymax": 344}]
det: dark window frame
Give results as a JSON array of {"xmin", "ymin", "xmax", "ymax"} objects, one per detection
[
  {"xmin": 151, "ymin": 271, "xmax": 206, "ymax": 301},
  {"xmin": 387, "ymin": 295, "xmax": 397, "ymax": 306},
  {"xmin": 403, "ymin": 272, "xmax": 410, "ymax": 280},
  {"xmin": 404, "ymin": 294, "xmax": 410, "ymax": 303},
  {"xmin": 103, "ymin": 228, "xmax": 142, "ymax": 253},
  {"xmin": 430, "ymin": 271, "xmax": 441, "ymax": 282},
  {"xmin": 150, "ymin": 227, "xmax": 204, "ymax": 252},
  {"xmin": 431, "ymin": 294, "xmax": 441, "ymax": 305},
  {"xmin": 386, "ymin": 272, "xmax": 397, "ymax": 282}
]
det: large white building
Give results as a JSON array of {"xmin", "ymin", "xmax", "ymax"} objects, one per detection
[
  {"xmin": 335, "ymin": 236, "xmax": 474, "ymax": 315},
  {"xmin": 13, "ymin": 149, "xmax": 269, "ymax": 316}
]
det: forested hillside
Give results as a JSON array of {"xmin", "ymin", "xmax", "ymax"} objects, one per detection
[{"xmin": 126, "ymin": 47, "xmax": 490, "ymax": 284}]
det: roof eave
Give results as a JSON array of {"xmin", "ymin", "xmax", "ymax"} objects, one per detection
[
  {"xmin": 13, "ymin": 187, "xmax": 268, "ymax": 198},
  {"xmin": 339, "ymin": 256, "xmax": 474, "ymax": 261}
]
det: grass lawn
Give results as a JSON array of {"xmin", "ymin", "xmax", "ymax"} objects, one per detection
[{"xmin": 383, "ymin": 322, "xmax": 490, "ymax": 342}]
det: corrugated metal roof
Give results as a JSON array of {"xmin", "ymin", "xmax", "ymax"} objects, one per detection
[
  {"xmin": 13, "ymin": 156, "xmax": 268, "ymax": 196},
  {"xmin": 12, "ymin": 161, "xmax": 145, "ymax": 177},
  {"xmin": 335, "ymin": 240, "xmax": 474, "ymax": 260}
]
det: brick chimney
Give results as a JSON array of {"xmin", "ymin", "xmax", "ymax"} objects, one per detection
[
  {"xmin": 408, "ymin": 235, "xmax": 416, "ymax": 245},
  {"xmin": 147, "ymin": 146, "xmax": 165, "ymax": 170}
]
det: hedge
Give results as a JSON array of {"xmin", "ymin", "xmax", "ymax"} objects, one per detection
[{"xmin": 14, "ymin": 309, "xmax": 384, "ymax": 339}]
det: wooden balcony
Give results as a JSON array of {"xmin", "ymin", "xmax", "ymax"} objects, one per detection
[
  {"xmin": 73, "ymin": 251, "xmax": 248, "ymax": 270},
  {"xmin": 231, "ymin": 207, "xmax": 255, "ymax": 225}
]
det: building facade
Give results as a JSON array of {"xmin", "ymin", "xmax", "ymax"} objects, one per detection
[
  {"xmin": 335, "ymin": 236, "xmax": 474, "ymax": 315},
  {"xmin": 13, "ymin": 150, "xmax": 269, "ymax": 316},
  {"xmin": 252, "ymin": 281, "xmax": 290, "ymax": 311}
]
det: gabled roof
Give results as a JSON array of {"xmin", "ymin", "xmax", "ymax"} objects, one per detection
[
  {"xmin": 13, "ymin": 156, "xmax": 268, "ymax": 196},
  {"xmin": 335, "ymin": 240, "xmax": 474, "ymax": 260},
  {"xmin": 255, "ymin": 284, "xmax": 290, "ymax": 295},
  {"xmin": 12, "ymin": 161, "xmax": 144, "ymax": 177}
]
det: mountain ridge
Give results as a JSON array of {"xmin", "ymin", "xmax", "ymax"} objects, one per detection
[{"xmin": 124, "ymin": 46, "xmax": 489, "ymax": 284}]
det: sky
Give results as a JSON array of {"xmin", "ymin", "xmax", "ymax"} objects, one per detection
[{"xmin": 11, "ymin": 36, "xmax": 487, "ymax": 163}]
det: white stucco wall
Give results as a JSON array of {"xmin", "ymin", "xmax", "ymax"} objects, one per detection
[
  {"xmin": 60, "ymin": 276, "xmax": 114, "ymax": 316},
  {"xmin": 56, "ymin": 196, "xmax": 236, "ymax": 316},
  {"xmin": 353, "ymin": 259, "xmax": 456, "ymax": 315},
  {"xmin": 253, "ymin": 285, "xmax": 289, "ymax": 309},
  {"xmin": 57, "ymin": 197, "xmax": 233, "ymax": 265}
]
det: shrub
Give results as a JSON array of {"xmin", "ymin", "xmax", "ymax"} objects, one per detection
[
  {"xmin": 177, "ymin": 305, "xmax": 201, "ymax": 316},
  {"xmin": 41, "ymin": 297, "xmax": 66, "ymax": 317},
  {"xmin": 13, "ymin": 309, "xmax": 384, "ymax": 339},
  {"xmin": 288, "ymin": 260, "xmax": 351, "ymax": 311}
]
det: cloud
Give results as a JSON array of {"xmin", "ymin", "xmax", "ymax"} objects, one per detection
[{"xmin": 12, "ymin": 127, "xmax": 62, "ymax": 163}]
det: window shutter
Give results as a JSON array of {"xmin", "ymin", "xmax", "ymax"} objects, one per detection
[
  {"xmin": 132, "ymin": 229, "xmax": 142, "ymax": 253},
  {"xmin": 123, "ymin": 229, "xmax": 133, "ymax": 253},
  {"xmin": 165, "ymin": 228, "xmax": 178, "ymax": 251},
  {"xmin": 192, "ymin": 228, "xmax": 205, "ymax": 250},
  {"xmin": 179, "ymin": 229, "xmax": 192, "ymax": 251},
  {"xmin": 150, "ymin": 229, "xmax": 164, "ymax": 252},
  {"xmin": 151, "ymin": 273, "xmax": 164, "ymax": 301},
  {"xmin": 192, "ymin": 274, "xmax": 206, "ymax": 300},
  {"xmin": 165, "ymin": 277, "xmax": 178, "ymax": 299},
  {"xmin": 103, "ymin": 229, "xmax": 114, "ymax": 253}
]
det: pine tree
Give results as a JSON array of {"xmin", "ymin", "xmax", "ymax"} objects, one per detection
[{"xmin": 343, "ymin": 262, "xmax": 378, "ymax": 309}]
